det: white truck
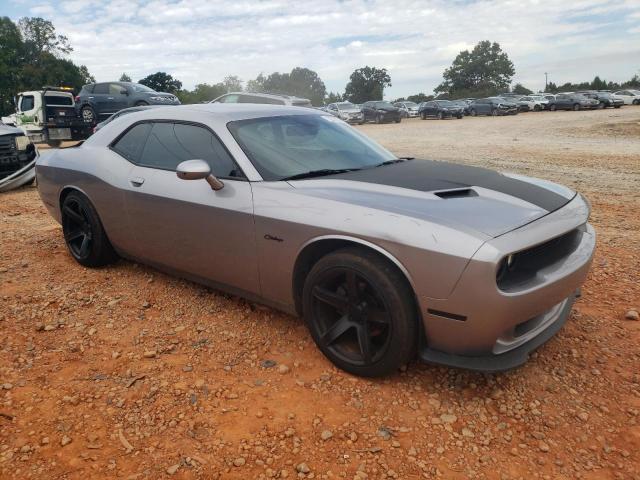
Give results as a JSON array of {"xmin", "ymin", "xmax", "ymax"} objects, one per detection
[{"xmin": 1, "ymin": 86, "xmax": 92, "ymax": 147}]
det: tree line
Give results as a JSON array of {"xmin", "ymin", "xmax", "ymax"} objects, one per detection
[{"xmin": 2, "ymin": 16, "xmax": 638, "ymax": 116}]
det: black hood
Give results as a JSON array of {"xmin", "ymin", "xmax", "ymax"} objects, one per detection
[{"xmin": 319, "ymin": 159, "xmax": 573, "ymax": 213}]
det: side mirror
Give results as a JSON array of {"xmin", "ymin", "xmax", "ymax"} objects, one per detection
[{"xmin": 176, "ymin": 159, "xmax": 224, "ymax": 191}]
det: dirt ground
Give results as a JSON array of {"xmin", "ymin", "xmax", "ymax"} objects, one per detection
[{"xmin": 1, "ymin": 107, "xmax": 639, "ymax": 480}]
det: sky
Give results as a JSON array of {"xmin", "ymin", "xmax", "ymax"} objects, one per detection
[{"xmin": 3, "ymin": 0, "xmax": 640, "ymax": 98}]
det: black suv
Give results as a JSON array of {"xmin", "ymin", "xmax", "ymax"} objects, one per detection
[
  {"xmin": 418, "ymin": 100, "xmax": 464, "ymax": 119},
  {"xmin": 361, "ymin": 101, "xmax": 402, "ymax": 123},
  {"xmin": 76, "ymin": 82, "xmax": 180, "ymax": 125},
  {"xmin": 469, "ymin": 97, "xmax": 518, "ymax": 116}
]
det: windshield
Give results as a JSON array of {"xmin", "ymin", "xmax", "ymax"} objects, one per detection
[
  {"xmin": 228, "ymin": 114, "xmax": 396, "ymax": 181},
  {"xmin": 376, "ymin": 102, "xmax": 394, "ymax": 108},
  {"xmin": 336, "ymin": 102, "xmax": 358, "ymax": 110},
  {"xmin": 402, "ymin": 102, "xmax": 418, "ymax": 107},
  {"xmin": 131, "ymin": 83, "xmax": 156, "ymax": 93}
]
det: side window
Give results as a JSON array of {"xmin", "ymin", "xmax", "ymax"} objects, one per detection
[
  {"xmin": 20, "ymin": 95, "xmax": 35, "ymax": 111},
  {"xmin": 93, "ymin": 83, "xmax": 109, "ymax": 94},
  {"xmin": 112, "ymin": 123, "xmax": 152, "ymax": 162},
  {"xmin": 109, "ymin": 83, "xmax": 125, "ymax": 95},
  {"xmin": 137, "ymin": 122, "xmax": 241, "ymax": 178},
  {"xmin": 217, "ymin": 94, "xmax": 239, "ymax": 103}
]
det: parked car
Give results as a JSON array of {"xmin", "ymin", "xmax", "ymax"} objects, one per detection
[
  {"xmin": 93, "ymin": 105, "xmax": 162, "ymax": 132},
  {"xmin": 513, "ymin": 96, "xmax": 546, "ymax": 112},
  {"xmin": 469, "ymin": 97, "xmax": 518, "ymax": 116},
  {"xmin": 0, "ymin": 123, "xmax": 38, "ymax": 192},
  {"xmin": 76, "ymin": 82, "xmax": 180, "ymax": 125},
  {"xmin": 450, "ymin": 99, "xmax": 472, "ymax": 115},
  {"xmin": 35, "ymin": 104, "xmax": 595, "ymax": 376},
  {"xmin": 325, "ymin": 102, "xmax": 364, "ymax": 124},
  {"xmin": 1, "ymin": 86, "xmax": 92, "ymax": 147},
  {"xmin": 361, "ymin": 101, "xmax": 402, "ymax": 123},
  {"xmin": 578, "ymin": 91, "xmax": 623, "ymax": 109},
  {"xmin": 418, "ymin": 100, "xmax": 464, "ymax": 119},
  {"xmin": 212, "ymin": 92, "xmax": 313, "ymax": 108},
  {"xmin": 500, "ymin": 96, "xmax": 531, "ymax": 112},
  {"xmin": 548, "ymin": 93, "xmax": 599, "ymax": 111},
  {"xmin": 393, "ymin": 101, "xmax": 420, "ymax": 118},
  {"xmin": 527, "ymin": 95, "xmax": 550, "ymax": 110},
  {"xmin": 612, "ymin": 90, "xmax": 640, "ymax": 105}
]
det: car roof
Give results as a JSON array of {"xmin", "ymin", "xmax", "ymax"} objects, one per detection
[{"xmin": 216, "ymin": 91, "xmax": 311, "ymax": 103}]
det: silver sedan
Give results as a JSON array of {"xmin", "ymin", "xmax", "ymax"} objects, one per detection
[{"xmin": 35, "ymin": 104, "xmax": 595, "ymax": 376}]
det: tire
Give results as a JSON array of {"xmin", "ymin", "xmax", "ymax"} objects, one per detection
[
  {"xmin": 420, "ymin": 112, "xmax": 427, "ymax": 120},
  {"xmin": 534, "ymin": 105, "xmax": 541, "ymax": 112},
  {"xmin": 573, "ymin": 103, "xmax": 581, "ymax": 111},
  {"xmin": 549, "ymin": 104, "xmax": 556, "ymax": 111},
  {"xmin": 375, "ymin": 114, "xmax": 383, "ymax": 124},
  {"xmin": 614, "ymin": 105, "xmax": 621, "ymax": 109},
  {"xmin": 597, "ymin": 102, "xmax": 605, "ymax": 109},
  {"xmin": 491, "ymin": 108, "xmax": 498, "ymax": 116},
  {"xmin": 456, "ymin": 114, "xmax": 462, "ymax": 119},
  {"xmin": 395, "ymin": 118, "xmax": 401, "ymax": 123},
  {"xmin": 61, "ymin": 191, "xmax": 118, "ymax": 268},
  {"xmin": 80, "ymin": 105, "xmax": 96, "ymax": 124},
  {"xmin": 633, "ymin": 99, "xmax": 639, "ymax": 105},
  {"xmin": 302, "ymin": 248, "xmax": 417, "ymax": 377},
  {"xmin": 134, "ymin": 101, "xmax": 149, "ymax": 106},
  {"xmin": 437, "ymin": 111, "xmax": 444, "ymax": 120},
  {"xmin": 470, "ymin": 109, "xmax": 477, "ymax": 117}
]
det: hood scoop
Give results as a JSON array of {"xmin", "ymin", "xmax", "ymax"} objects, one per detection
[{"xmin": 434, "ymin": 188, "xmax": 478, "ymax": 199}]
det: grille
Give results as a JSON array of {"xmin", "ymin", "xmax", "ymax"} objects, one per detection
[{"xmin": 0, "ymin": 135, "xmax": 32, "ymax": 179}]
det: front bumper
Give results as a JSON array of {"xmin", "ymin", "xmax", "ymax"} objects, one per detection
[{"xmin": 418, "ymin": 194, "xmax": 595, "ymax": 371}]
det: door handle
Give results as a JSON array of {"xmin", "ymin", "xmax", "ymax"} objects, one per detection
[{"xmin": 129, "ymin": 177, "xmax": 145, "ymax": 187}]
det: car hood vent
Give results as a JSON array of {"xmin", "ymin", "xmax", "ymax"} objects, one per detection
[{"xmin": 434, "ymin": 188, "xmax": 478, "ymax": 199}]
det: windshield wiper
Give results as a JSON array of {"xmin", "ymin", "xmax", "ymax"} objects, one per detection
[
  {"xmin": 281, "ymin": 168, "xmax": 362, "ymax": 181},
  {"xmin": 375, "ymin": 157, "xmax": 415, "ymax": 167}
]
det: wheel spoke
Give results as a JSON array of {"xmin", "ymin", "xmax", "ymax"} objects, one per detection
[
  {"xmin": 320, "ymin": 315, "xmax": 352, "ymax": 346},
  {"xmin": 65, "ymin": 230, "xmax": 84, "ymax": 242},
  {"xmin": 313, "ymin": 286, "xmax": 348, "ymax": 311},
  {"xmin": 356, "ymin": 323, "xmax": 373, "ymax": 363},
  {"xmin": 63, "ymin": 206, "xmax": 84, "ymax": 225},
  {"xmin": 346, "ymin": 270, "xmax": 359, "ymax": 303},
  {"xmin": 79, "ymin": 235, "xmax": 90, "ymax": 257}
]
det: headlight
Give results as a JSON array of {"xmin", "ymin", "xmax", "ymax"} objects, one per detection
[
  {"xmin": 150, "ymin": 96, "xmax": 163, "ymax": 101},
  {"xmin": 16, "ymin": 135, "xmax": 31, "ymax": 151}
]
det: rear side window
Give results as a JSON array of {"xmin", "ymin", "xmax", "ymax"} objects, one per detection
[
  {"xmin": 93, "ymin": 83, "xmax": 109, "ymax": 94},
  {"xmin": 112, "ymin": 123, "xmax": 152, "ymax": 163},
  {"xmin": 20, "ymin": 95, "xmax": 35, "ymax": 111},
  {"xmin": 81, "ymin": 84, "xmax": 95, "ymax": 94},
  {"xmin": 136, "ymin": 122, "xmax": 241, "ymax": 178}
]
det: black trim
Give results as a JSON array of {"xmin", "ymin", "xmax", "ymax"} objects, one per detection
[
  {"xmin": 427, "ymin": 309, "xmax": 467, "ymax": 321},
  {"xmin": 108, "ymin": 118, "xmax": 248, "ymax": 181},
  {"xmin": 316, "ymin": 159, "xmax": 571, "ymax": 213}
]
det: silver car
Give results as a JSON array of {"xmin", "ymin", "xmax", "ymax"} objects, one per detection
[
  {"xmin": 35, "ymin": 104, "xmax": 595, "ymax": 377},
  {"xmin": 325, "ymin": 102, "xmax": 364, "ymax": 124}
]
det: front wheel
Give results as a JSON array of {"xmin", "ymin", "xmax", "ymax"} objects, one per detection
[
  {"xmin": 470, "ymin": 109, "xmax": 477, "ymax": 116},
  {"xmin": 597, "ymin": 102, "xmax": 605, "ymax": 109},
  {"xmin": 549, "ymin": 104, "xmax": 556, "ymax": 111},
  {"xmin": 633, "ymin": 99, "xmax": 639, "ymax": 105},
  {"xmin": 573, "ymin": 103, "xmax": 581, "ymax": 111},
  {"xmin": 437, "ymin": 111, "xmax": 444, "ymax": 120},
  {"xmin": 395, "ymin": 118, "xmax": 401, "ymax": 123},
  {"xmin": 420, "ymin": 112, "xmax": 427, "ymax": 120},
  {"xmin": 61, "ymin": 191, "xmax": 118, "ymax": 267},
  {"xmin": 302, "ymin": 248, "xmax": 417, "ymax": 377}
]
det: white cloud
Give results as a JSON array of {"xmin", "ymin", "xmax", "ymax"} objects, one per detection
[{"xmin": 10, "ymin": 0, "xmax": 640, "ymax": 97}]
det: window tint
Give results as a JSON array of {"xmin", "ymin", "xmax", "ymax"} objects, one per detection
[
  {"xmin": 137, "ymin": 122, "xmax": 241, "ymax": 177},
  {"xmin": 93, "ymin": 83, "xmax": 109, "ymax": 94},
  {"xmin": 109, "ymin": 83, "xmax": 125, "ymax": 95},
  {"xmin": 20, "ymin": 95, "xmax": 35, "ymax": 111},
  {"xmin": 112, "ymin": 123, "xmax": 152, "ymax": 162},
  {"xmin": 44, "ymin": 95, "xmax": 73, "ymax": 106}
]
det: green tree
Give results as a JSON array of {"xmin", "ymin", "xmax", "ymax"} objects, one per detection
[
  {"xmin": 119, "ymin": 73, "xmax": 132, "ymax": 82},
  {"xmin": 177, "ymin": 83, "xmax": 227, "ymax": 104},
  {"xmin": 590, "ymin": 76, "xmax": 607, "ymax": 90},
  {"xmin": 325, "ymin": 92, "xmax": 343, "ymax": 103},
  {"xmin": 435, "ymin": 41, "xmax": 514, "ymax": 97},
  {"xmin": 511, "ymin": 83, "xmax": 532, "ymax": 95},
  {"xmin": 247, "ymin": 68, "xmax": 327, "ymax": 105},
  {"xmin": 223, "ymin": 75, "xmax": 243, "ymax": 92},
  {"xmin": 18, "ymin": 17, "xmax": 72, "ymax": 57},
  {"xmin": 139, "ymin": 72, "xmax": 182, "ymax": 94},
  {"xmin": 246, "ymin": 73, "xmax": 266, "ymax": 93},
  {"xmin": 406, "ymin": 93, "xmax": 433, "ymax": 103},
  {"xmin": 344, "ymin": 66, "xmax": 392, "ymax": 103},
  {"xmin": 0, "ymin": 17, "xmax": 24, "ymax": 115}
]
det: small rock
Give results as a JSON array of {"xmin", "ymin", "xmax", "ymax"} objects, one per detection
[
  {"xmin": 277, "ymin": 364, "xmax": 290, "ymax": 374},
  {"xmin": 233, "ymin": 457, "xmax": 246, "ymax": 467},
  {"xmin": 166, "ymin": 464, "xmax": 180, "ymax": 475},
  {"xmin": 408, "ymin": 446, "xmax": 417, "ymax": 456},
  {"xmin": 440, "ymin": 413, "xmax": 457, "ymax": 424},
  {"xmin": 261, "ymin": 359, "xmax": 277, "ymax": 368},
  {"xmin": 539, "ymin": 442, "xmax": 550, "ymax": 452},
  {"xmin": 296, "ymin": 463, "xmax": 310, "ymax": 474},
  {"xmin": 625, "ymin": 310, "xmax": 639, "ymax": 321},
  {"xmin": 44, "ymin": 324, "xmax": 56, "ymax": 331},
  {"xmin": 41, "ymin": 437, "xmax": 49, "ymax": 445},
  {"xmin": 143, "ymin": 350, "xmax": 156, "ymax": 358},
  {"xmin": 320, "ymin": 430, "xmax": 333, "ymax": 441},
  {"xmin": 61, "ymin": 435, "xmax": 72, "ymax": 446},
  {"xmin": 2, "ymin": 383, "xmax": 12, "ymax": 390}
]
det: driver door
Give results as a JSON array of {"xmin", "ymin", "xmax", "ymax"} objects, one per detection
[{"xmin": 115, "ymin": 120, "xmax": 260, "ymax": 295}]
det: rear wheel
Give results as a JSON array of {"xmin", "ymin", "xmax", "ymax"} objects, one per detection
[
  {"xmin": 61, "ymin": 191, "xmax": 118, "ymax": 267},
  {"xmin": 470, "ymin": 109, "xmax": 477, "ymax": 116},
  {"xmin": 80, "ymin": 105, "xmax": 96, "ymax": 124},
  {"xmin": 491, "ymin": 108, "xmax": 498, "ymax": 116},
  {"xmin": 302, "ymin": 248, "xmax": 417, "ymax": 377},
  {"xmin": 573, "ymin": 103, "xmax": 581, "ymax": 111},
  {"xmin": 437, "ymin": 111, "xmax": 444, "ymax": 120},
  {"xmin": 549, "ymin": 104, "xmax": 556, "ymax": 111}
]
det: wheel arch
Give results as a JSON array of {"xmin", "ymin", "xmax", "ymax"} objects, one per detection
[{"xmin": 291, "ymin": 235, "xmax": 419, "ymax": 318}]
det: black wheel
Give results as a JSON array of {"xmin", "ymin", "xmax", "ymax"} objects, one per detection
[
  {"xmin": 395, "ymin": 117, "xmax": 401, "ymax": 123},
  {"xmin": 597, "ymin": 102, "xmax": 605, "ymax": 109},
  {"xmin": 420, "ymin": 112, "xmax": 426, "ymax": 120},
  {"xmin": 61, "ymin": 191, "xmax": 118, "ymax": 267},
  {"xmin": 470, "ymin": 109, "xmax": 477, "ymax": 116},
  {"xmin": 491, "ymin": 108, "xmax": 498, "ymax": 116},
  {"xmin": 437, "ymin": 111, "xmax": 444, "ymax": 120},
  {"xmin": 134, "ymin": 101, "xmax": 149, "ymax": 106},
  {"xmin": 534, "ymin": 105, "xmax": 541, "ymax": 112},
  {"xmin": 375, "ymin": 113, "xmax": 383, "ymax": 124},
  {"xmin": 80, "ymin": 105, "xmax": 96, "ymax": 124},
  {"xmin": 633, "ymin": 99, "xmax": 639, "ymax": 105},
  {"xmin": 302, "ymin": 248, "xmax": 417, "ymax": 377},
  {"xmin": 573, "ymin": 103, "xmax": 581, "ymax": 111},
  {"xmin": 456, "ymin": 114, "xmax": 463, "ymax": 119},
  {"xmin": 614, "ymin": 105, "xmax": 621, "ymax": 108},
  {"xmin": 549, "ymin": 104, "xmax": 556, "ymax": 111}
]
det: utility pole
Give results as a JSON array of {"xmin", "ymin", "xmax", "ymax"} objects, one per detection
[{"xmin": 544, "ymin": 72, "xmax": 548, "ymax": 91}]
